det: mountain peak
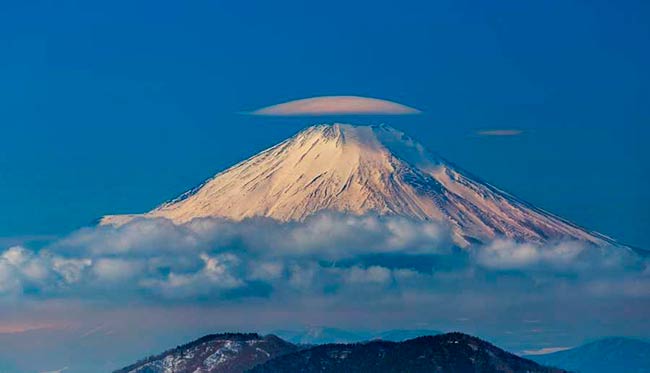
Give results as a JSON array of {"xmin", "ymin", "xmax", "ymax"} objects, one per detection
[
  {"xmin": 298, "ymin": 123, "xmax": 439, "ymax": 168},
  {"xmin": 116, "ymin": 333, "xmax": 299, "ymax": 373},
  {"xmin": 101, "ymin": 123, "xmax": 612, "ymax": 248}
]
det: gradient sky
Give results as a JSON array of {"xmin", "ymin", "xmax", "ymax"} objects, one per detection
[
  {"xmin": 0, "ymin": 2, "xmax": 649, "ymax": 371},
  {"xmin": 1, "ymin": 0, "xmax": 648, "ymax": 248}
]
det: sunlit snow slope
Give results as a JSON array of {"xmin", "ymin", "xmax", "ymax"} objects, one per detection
[{"xmin": 101, "ymin": 124, "xmax": 613, "ymax": 247}]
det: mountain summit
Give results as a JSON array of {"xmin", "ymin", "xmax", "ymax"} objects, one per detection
[{"xmin": 101, "ymin": 123, "xmax": 612, "ymax": 247}]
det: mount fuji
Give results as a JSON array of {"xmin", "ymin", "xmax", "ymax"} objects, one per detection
[{"xmin": 101, "ymin": 123, "xmax": 614, "ymax": 248}]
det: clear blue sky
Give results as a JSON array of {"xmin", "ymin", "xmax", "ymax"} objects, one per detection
[{"xmin": 0, "ymin": 0, "xmax": 648, "ymax": 247}]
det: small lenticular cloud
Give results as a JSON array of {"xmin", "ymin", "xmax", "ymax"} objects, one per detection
[
  {"xmin": 477, "ymin": 130, "xmax": 523, "ymax": 136},
  {"xmin": 249, "ymin": 96, "xmax": 421, "ymax": 116}
]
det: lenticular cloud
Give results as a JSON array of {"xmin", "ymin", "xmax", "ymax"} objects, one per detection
[{"xmin": 249, "ymin": 96, "xmax": 421, "ymax": 116}]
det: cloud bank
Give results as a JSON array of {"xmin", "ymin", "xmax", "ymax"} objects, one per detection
[
  {"xmin": 1, "ymin": 213, "xmax": 647, "ymax": 303},
  {"xmin": 249, "ymin": 96, "xmax": 421, "ymax": 116},
  {"xmin": 2, "ymin": 213, "xmax": 649, "ymax": 372}
]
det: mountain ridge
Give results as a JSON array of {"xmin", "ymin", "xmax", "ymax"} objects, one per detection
[
  {"xmin": 526, "ymin": 337, "xmax": 650, "ymax": 373},
  {"xmin": 252, "ymin": 333, "xmax": 565, "ymax": 373},
  {"xmin": 116, "ymin": 332, "xmax": 566, "ymax": 373},
  {"xmin": 115, "ymin": 333, "xmax": 299, "ymax": 373},
  {"xmin": 272, "ymin": 327, "xmax": 443, "ymax": 345}
]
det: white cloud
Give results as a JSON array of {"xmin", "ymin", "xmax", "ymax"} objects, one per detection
[
  {"xmin": 51, "ymin": 257, "xmax": 91, "ymax": 284},
  {"xmin": 1, "ymin": 214, "xmax": 648, "ymax": 373},
  {"xmin": 474, "ymin": 240, "xmax": 584, "ymax": 269},
  {"xmin": 0, "ymin": 246, "xmax": 92, "ymax": 295},
  {"xmin": 0, "ymin": 213, "xmax": 646, "ymax": 305},
  {"xmin": 0, "ymin": 259, "xmax": 22, "ymax": 294},
  {"xmin": 92, "ymin": 258, "xmax": 143, "ymax": 282},
  {"xmin": 55, "ymin": 213, "xmax": 452, "ymax": 260},
  {"xmin": 473, "ymin": 239, "xmax": 642, "ymax": 273},
  {"xmin": 248, "ymin": 261, "xmax": 284, "ymax": 281},
  {"xmin": 343, "ymin": 266, "xmax": 392, "ymax": 285}
]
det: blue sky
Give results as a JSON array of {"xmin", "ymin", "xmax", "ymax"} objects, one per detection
[
  {"xmin": 0, "ymin": 1, "xmax": 649, "ymax": 371},
  {"xmin": 1, "ymin": 0, "xmax": 648, "ymax": 248},
  {"xmin": 1, "ymin": 0, "xmax": 648, "ymax": 247}
]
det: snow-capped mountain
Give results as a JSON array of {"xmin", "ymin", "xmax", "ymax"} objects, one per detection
[{"xmin": 101, "ymin": 123, "xmax": 614, "ymax": 248}]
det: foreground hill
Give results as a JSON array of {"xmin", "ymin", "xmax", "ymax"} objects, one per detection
[
  {"xmin": 117, "ymin": 332, "xmax": 565, "ymax": 373},
  {"xmin": 115, "ymin": 333, "xmax": 299, "ymax": 373},
  {"xmin": 101, "ymin": 123, "xmax": 612, "ymax": 248},
  {"xmin": 251, "ymin": 332, "xmax": 564, "ymax": 373},
  {"xmin": 527, "ymin": 337, "xmax": 650, "ymax": 373}
]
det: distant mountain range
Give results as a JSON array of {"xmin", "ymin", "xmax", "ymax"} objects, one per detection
[
  {"xmin": 115, "ymin": 332, "xmax": 564, "ymax": 373},
  {"xmin": 526, "ymin": 337, "xmax": 650, "ymax": 373},
  {"xmin": 272, "ymin": 327, "xmax": 442, "ymax": 344}
]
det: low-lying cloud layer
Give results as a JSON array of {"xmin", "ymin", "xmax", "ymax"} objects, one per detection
[
  {"xmin": 249, "ymin": 96, "xmax": 421, "ymax": 116},
  {"xmin": 1, "ymin": 213, "xmax": 647, "ymax": 302},
  {"xmin": 2, "ymin": 213, "xmax": 649, "ymax": 372}
]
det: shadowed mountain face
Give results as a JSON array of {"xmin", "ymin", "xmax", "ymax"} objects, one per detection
[
  {"xmin": 527, "ymin": 337, "xmax": 650, "ymax": 373},
  {"xmin": 117, "ymin": 332, "xmax": 565, "ymax": 373},
  {"xmin": 252, "ymin": 333, "xmax": 565, "ymax": 373},
  {"xmin": 102, "ymin": 123, "xmax": 613, "ymax": 248}
]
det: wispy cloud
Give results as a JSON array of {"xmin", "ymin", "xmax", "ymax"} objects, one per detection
[
  {"xmin": 39, "ymin": 367, "xmax": 68, "ymax": 373},
  {"xmin": 522, "ymin": 346, "xmax": 572, "ymax": 355},
  {"xmin": 476, "ymin": 130, "xmax": 523, "ymax": 136},
  {"xmin": 248, "ymin": 96, "xmax": 421, "ymax": 116},
  {"xmin": 0, "ymin": 322, "xmax": 61, "ymax": 334}
]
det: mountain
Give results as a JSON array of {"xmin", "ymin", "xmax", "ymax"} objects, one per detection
[
  {"xmin": 114, "ymin": 333, "xmax": 299, "ymax": 373},
  {"xmin": 118, "ymin": 332, "xmax": 565, "ymax": 373},
  {"xmin": 250, "ymin": 332, "xmax": 565, "ymax": 373},
  {"xmin": 101, "ymin": 123, "xmax": 613, "ymax": 248},
  {"xmin": 374, "ymin": 329, "xmax": 443, "ymax": 342},
  {"xmin": 526, "ymin": 337, "xmax": 650, "ymax": 373},
  {"xmin": 273, "ymin": 327, "xmax": 442, "ymax": 345},
  {"xmin": 272, "ymin": 328, "xmax": 370, "ymax": 345}
]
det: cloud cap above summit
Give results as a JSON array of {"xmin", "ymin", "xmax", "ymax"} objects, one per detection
[{"xmin": 248, "ymin": 96, "xmax": 421, "ymax": 116}]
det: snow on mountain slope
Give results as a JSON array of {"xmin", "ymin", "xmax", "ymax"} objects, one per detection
[
  {"xmin": 101, "ymin": 123, "xmax": 614, "ymax": 248},
  {"xmin": 114, "ymin": 333, "xmax": 298, "ymax": 373}
]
